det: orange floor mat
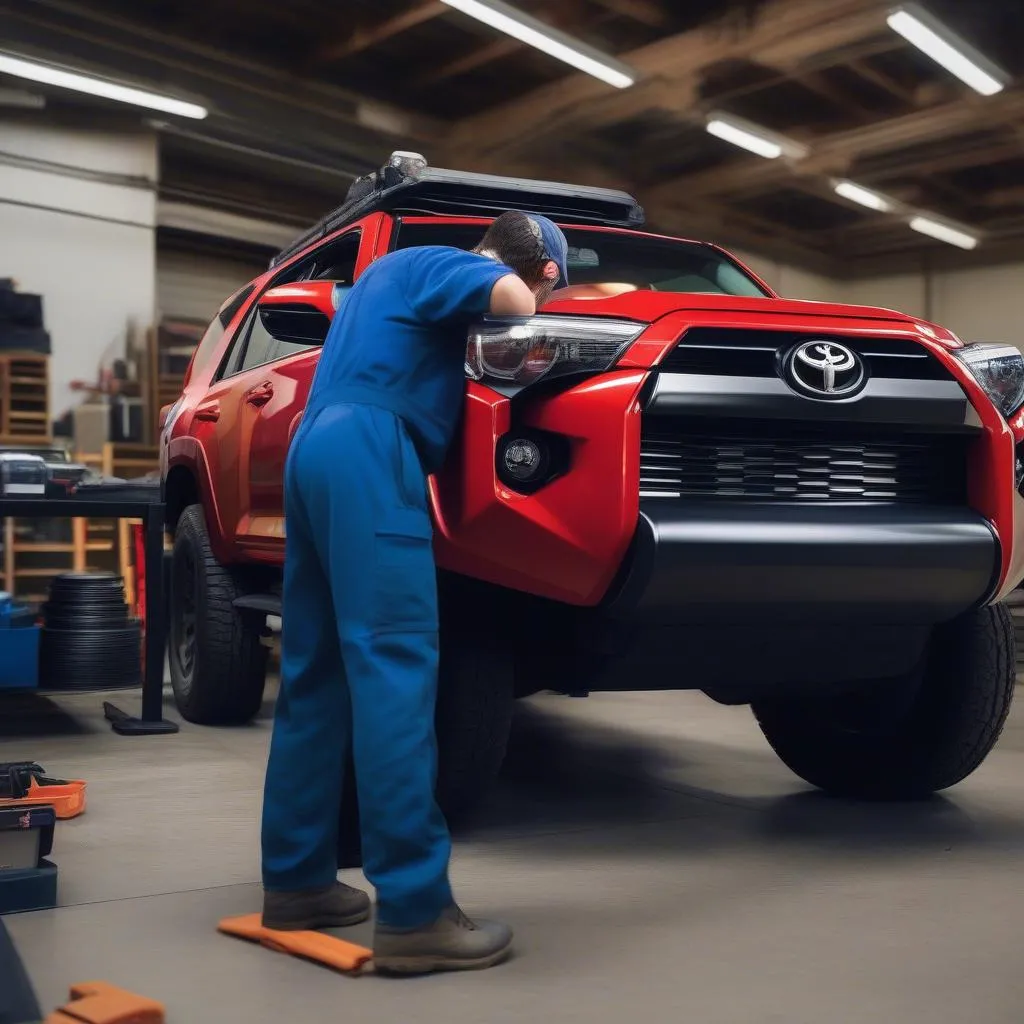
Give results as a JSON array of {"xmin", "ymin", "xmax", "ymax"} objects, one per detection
[
  {"xmin": 43, "ymin": 980, "xmax": 164, "ymax": 1023},
  {"xmin": 218, "ymin": 914, "xmax": 373, "ymax": 975}
]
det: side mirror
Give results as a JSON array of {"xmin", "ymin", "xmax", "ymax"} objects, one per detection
[{"xmin": 257, "ymin": 282, "xmax": 339, "ymax": 345}]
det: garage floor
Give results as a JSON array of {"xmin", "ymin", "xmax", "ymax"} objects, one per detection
[{"xmin": 3, "ymin": 682, "xmax": 1024, "ymax": 1023}]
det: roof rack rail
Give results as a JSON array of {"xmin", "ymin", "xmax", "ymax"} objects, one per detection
[{"xmin": 269, "ymin": 152, "xmax": 644, "ymax": 268}]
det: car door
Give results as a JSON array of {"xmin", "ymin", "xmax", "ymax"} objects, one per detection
[{"xmin": 238, "ymin": 226, "xmax": 367, "ymax": 560}]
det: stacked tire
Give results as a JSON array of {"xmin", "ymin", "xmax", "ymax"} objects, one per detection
[{"xmin": 40, "ymin": 573, "xmax": 141, "ymax": 690}]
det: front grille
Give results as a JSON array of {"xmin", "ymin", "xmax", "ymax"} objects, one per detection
[
  {"xmin": 659, "ymin": 328, "xmax": 954, "ymax": 381},
  {"xmin": 640, "ymin": 421, "xmax": 967, "ymax": 504}
]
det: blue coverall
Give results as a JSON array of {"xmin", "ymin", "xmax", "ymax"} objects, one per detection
[{"xmin": 261, "ymin": 245, "xmax": 513, "ymax": 928}]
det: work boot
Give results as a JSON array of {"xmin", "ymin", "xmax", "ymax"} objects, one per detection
[
  {"xmin": 373, "ymin": 904, "xmax": 513, "ymax": 975},
  {"xmin": 262, "ymin": 881, "xmax": 371, "ymax": 931}
]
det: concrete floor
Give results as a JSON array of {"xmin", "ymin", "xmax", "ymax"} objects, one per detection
[{"xmin": 3, "ymin": 682, "xmax": 1024, "ymax": 1023}]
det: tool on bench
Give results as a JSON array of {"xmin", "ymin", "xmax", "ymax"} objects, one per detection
[{"xmin": 218, "ymin": 914, "xmax": 373, "ymax": 975}]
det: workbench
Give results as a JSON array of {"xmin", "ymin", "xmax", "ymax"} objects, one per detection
[{"xmin": 0, "ymin": 490, "xmax": 178, "ymax": 736}]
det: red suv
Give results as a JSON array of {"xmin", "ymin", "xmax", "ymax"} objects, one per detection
[{"xmin": 161, "ymin": 155, "xmax": 1024, "ymax": 815}]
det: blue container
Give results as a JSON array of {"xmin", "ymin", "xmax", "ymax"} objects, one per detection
[{"xmin": 0, "ymin": 625, "xmax": 40, "ymax": 691}]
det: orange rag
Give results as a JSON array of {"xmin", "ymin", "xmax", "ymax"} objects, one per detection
[
  {"xmin": 43, "ymin": 980, "xmax": 164, "ymax": 1023},
  {"xmin": 218, "ymin": 914, "xmax": 373, "ymax": 974}
]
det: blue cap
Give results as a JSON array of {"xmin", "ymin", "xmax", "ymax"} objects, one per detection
[{"xmin": 529, "ymin": 215, "xmax": 569, "ymax": 288}]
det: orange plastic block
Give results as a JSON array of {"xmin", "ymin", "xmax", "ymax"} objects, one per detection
[
  {"xmin": 0, "ymin": 778, "xmax": 87, "ymax": 819},
  {"xmin": 218, "ymin": 913, "xmax": 373, "ymax": 974},
  {"xmin": 42, "ymin": 981, "xmax": 164, "ymax": 1024}
]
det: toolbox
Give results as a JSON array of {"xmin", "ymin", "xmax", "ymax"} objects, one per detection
[{"xmin": 0, "ymin": 804, "xmax": 57, "ymax": 914}]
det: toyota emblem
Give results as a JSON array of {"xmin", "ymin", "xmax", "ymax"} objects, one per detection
[{"xmin": 785, "ymin": 340, "xmax": 865, "ymax": 398}]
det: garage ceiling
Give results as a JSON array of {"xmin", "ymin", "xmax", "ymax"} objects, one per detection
[{"xmin": 2, "ymin": 0, "xmax": 1024, "ymax": 276}]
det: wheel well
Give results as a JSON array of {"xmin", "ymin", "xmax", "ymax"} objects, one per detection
[{"xmin": 164, "ymin": 466, "xmax": 200, "ymax": 534}]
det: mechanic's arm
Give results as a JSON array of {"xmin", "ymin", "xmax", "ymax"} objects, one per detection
[
  {"xmin": 404, "ymin": 250, "xmax": 532, "ymax": 323},
  {"xmin": 549, "ymin": 282, "xmax": 639, "ymax": 301},
  {"xmin": 489, "ymin": 274, "xmax": 536, "ymax": 316}
]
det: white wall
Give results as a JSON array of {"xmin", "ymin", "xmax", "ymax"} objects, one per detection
[
  {"xmin": 735, "ymin": 243, "xmax": 1023, "ymax": 347},
  {"xmin": 0, "ymin": 120, "xmax": 157, "ymax": 418},
  {"xmin": 731, "ymin": 249, "xmax": 840, "ymax": 303}
]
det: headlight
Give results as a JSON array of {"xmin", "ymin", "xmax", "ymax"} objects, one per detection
[
  {"xmin": 956, "ymin": 344, "xmax": 1024, "ymax": 418},
  {"xmin": 466, "ymin": 315, "xmax": 642, "ymax": 391}
]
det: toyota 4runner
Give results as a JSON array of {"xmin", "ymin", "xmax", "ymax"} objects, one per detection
[{"xmin": 161, "ymin": 153, "xmax": 1024, "ymax": 815}]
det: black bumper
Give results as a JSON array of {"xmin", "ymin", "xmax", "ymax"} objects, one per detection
[{"xmin": 605, "ymin": 502, "xmax": 1000, "ymax": 625}]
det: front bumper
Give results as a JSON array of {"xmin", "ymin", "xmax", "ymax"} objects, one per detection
[{"xmin": 605, "ymin": 501, "xmax": 1000, "ymax": 625}]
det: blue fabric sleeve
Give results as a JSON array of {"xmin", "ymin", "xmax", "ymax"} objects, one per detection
[{"xmin": 403, "ymin": 248, "xmax": 515, "ymax": 325}]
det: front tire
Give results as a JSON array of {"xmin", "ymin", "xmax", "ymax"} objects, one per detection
[
  {"xmin": 169, "ymin": 504, "xmax": 268, "ymax": 725},
  {"xmin": 753, "ymin": 603, "xmax": 1015, "ymax": 800}
]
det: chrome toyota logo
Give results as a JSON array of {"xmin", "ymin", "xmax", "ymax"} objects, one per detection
[{"xmin": 785, "ymin": 340, "xmax": 865, "ymax": 398}]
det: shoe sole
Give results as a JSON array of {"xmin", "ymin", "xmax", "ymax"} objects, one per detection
[
  {"xmin": 373, "ymin": 940, "xmax": 513, "ymax": 976},
  {"xmin": 261, "ymin": 907, "xmax": 371, "ymax": 931}
]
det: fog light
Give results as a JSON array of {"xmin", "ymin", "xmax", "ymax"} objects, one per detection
[{"xmin": 502, "ymin": 438, "xmax": 544, "ymax": 482}]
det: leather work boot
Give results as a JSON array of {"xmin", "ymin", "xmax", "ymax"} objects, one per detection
[
  {"xmin": 262, "ymin": 881, "xmax": 371, "ymax": 931},
  {"xmin": 373, "ymin": 904, "xmax": 513, "ymax": 975}
]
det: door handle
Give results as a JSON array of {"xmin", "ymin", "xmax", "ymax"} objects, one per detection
[
  {"xmin": 195, "ymin": 402, "xmax": 220, "ymax": 422},
  {"xmin": 245, "ymin": 382, "xmax": 274, "ymax": 407}
]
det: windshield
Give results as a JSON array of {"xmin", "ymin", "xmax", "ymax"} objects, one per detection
[{"xmin": 393, "ymin": 220, "xmax": 770, "ymax": 298}]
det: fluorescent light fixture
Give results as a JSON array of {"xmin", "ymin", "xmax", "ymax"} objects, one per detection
[
  {"xmin": 439, "ymin": 0, "xmax": 635, "ymax": 89},
  {"xmin": 704, "ymin": 112, "xmax": 806, "ymax": 161},
  {"xmin": 0, "ymin": 53, "xmax": 208, "ymax": 118},
  {"xmin": 909, "ymin": 215, "xmax": 979, "ymax": 250},
  {"xmin": 833, "ymin": 179, "xmax": 894, "ymax": 212},
  {"xmin": 707, "ymin": 118, "xmax": 781, "ymax": 159},
  {"xmin": 887, "ymin": 5, "xmax": 1007, "ymax": 97}
]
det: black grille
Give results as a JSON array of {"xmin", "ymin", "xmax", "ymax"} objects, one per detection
[
  {"xmin": 640, "ymin": 421, "xmax": 967, "ymax": 504},
  {"xmin": 659, "ymin": 328, "xmax": 953, "ymax": 381}
]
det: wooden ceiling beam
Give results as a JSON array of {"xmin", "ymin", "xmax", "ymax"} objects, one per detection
[
  {"xmin": 419, "ymin": 37, "xmax": 523, "ymax": 84},
  {"xmin": 588, "ymin": 0, "xmax": 668, "ymax": 27},
  {"xmin": 315, "ymin": 1, "xmax": 446, "ymax": 63},
  {"xmin": 647, "ymin": 90, "xmax": 1024, "ymax": 203},
  {"xmin": 441, "ymin": 0, "xmax": 888, "ymax": 160}
]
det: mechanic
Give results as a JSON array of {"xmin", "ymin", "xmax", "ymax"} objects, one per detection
[{"xmin": 260, "ymin": 211, "xmax": 570, "ymax": 975}]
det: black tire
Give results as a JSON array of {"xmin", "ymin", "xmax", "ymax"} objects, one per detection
[
  {"xmin": 336, "ymin": 580, "xmax": 514, "ymax": 868},
  {"xmin": 434, "ymin": 618, "xmax": 515, "ymax": 818},
  {"xmin": 169, "ymin": 504, "xmax": 268, "ymax": 725},
  {"xmin": 753, "ymin": 603, "xmax": 1015, "ymax": 800}
]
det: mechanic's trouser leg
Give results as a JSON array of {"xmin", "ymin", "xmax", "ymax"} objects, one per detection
[{"xmin": 261, "ymin": 404, "xmax": 453, "ymax": 929}]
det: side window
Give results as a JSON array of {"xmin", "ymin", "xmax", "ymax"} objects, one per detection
[
  {"xmin": 188, "ymin": 283, "xmax": 255, "ymax": 381},
  {"xmin": 217, "ymin": 230, "xmax": 361, "ymax": 380}
]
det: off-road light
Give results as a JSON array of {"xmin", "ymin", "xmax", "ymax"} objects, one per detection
[
  {"xmin": 956, "ymin": 344, "xmax": 1024, "ymax": 418},
  {"xmin": 502, "ymin": 437, "xmax": 545, "ymax": 483}
]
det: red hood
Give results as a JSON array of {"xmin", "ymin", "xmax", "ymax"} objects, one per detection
[{"xmin": 544, "ymin": 291, "xmax": 962, "ymax": 347}]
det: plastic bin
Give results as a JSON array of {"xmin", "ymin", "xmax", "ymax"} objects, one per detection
[{"xmin": 0, "ymin": 625, "xmax": 40, "ymax": 691}]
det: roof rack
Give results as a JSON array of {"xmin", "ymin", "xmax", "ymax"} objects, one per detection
[{"xmin": 269, "ymin": 152, "xmax": 645, "ymax": 268}]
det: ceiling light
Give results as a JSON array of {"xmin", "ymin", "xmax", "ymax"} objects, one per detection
[
  {"xmin": 0, "ymin": 53, "xmax": 208, "ymax": 118},
  {"xmin": 887, "ymin": 5, "xmax": 1007, "ymax": 97},
  {"xmin": 439, "ymin": 0, "xmax": 635, "ymax": 89},
  {"xmin": 706, "ymin": 119, "xmax": 781, "ymax": 159},
  {"xmin": 833, "ymin": 180, "xmax": 894, "ymax": 212},
  {"xmin": 704, "ymin": 113, "xmax": 806, "ymax": 161},
  {"xmin": 909, "ymin": 215, "xmax": 979, "ymax": 250}
]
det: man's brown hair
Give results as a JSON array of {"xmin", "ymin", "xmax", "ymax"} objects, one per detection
[{"xmin": 474, "ymin": 211, "xmax": 549, "ymax": 287}]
